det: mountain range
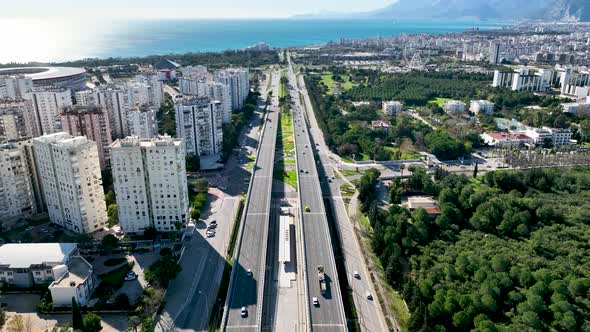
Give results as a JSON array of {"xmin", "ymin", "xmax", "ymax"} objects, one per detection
[{"xmin": 299, "ymin": 0, "xmax": 589, "ymax": 22}]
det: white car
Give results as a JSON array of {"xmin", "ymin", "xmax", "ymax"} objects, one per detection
[
  {"xmin": 206, "ymin": 231, "xmax": 215, "ymax": 238},
  {"xmin": 124, "ymin": 272, "xmax": 137, "ymax": 281},
  {"xmin": 241, "ymin": 307, "xmax": 248, "ymax": 317},
  {"xmin": 312, "ymin": 297, "xmax": 319, "ymax": 306},
  {"xmin": 246, "ymin": 269, "xmax": 253, "ymax": 276}
]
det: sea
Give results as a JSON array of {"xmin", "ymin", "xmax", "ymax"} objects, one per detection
[{"xmin": 0, "ymin": 18, "xmax": 507, "ymax": 64}]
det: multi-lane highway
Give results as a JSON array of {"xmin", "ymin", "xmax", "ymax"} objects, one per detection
[
  {"xmin": 223, "ymin": 69, "xmax": 281, "ymax": 331},
  {"xmin": 289, "ymin": 54, "xmax": 390, "ymax": 331},
  {"xmin": 288, "ymin": 57, "xmax": 347, "ymax": 332}
]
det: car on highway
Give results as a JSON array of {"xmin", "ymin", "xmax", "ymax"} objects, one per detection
[
  {"xmin": 353, "ymin": 271, "xmax": 360, "ymax": 279},
  {"xmin": 366, "ymin": 292, "xmax": 373, "ymax": 301},
  {"xmin": 124, "ymin": 271, "xmax": 137, "ymax": 281},
  {"xmin": 312, "ymin": 297, "xmax": 319, "ymax": 306},
  {"xmin": 241, "ymin": 307, "xmax": 248, "ymax": 317}
]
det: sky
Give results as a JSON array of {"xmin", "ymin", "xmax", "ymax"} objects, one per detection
[{"xmin": 1, "ymin": 0, "xmax": 393, "ymax": 19}]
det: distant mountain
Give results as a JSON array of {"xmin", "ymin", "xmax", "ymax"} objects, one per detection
[
  {"xmin": 369, "ymin": 0, "xmax": 589, "ymax": 22},
  {"xmin": 298, "ymin": 0, "xmax": 589, "ymax": 22}
]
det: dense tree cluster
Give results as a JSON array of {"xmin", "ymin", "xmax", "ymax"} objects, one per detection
[
  {"xmin": 305, "ymin": 75, "xmax": 472, "ymax": 160},
  {"xmin": 359, "ymin": 167, "xmax": 590, "ymax": 331}
]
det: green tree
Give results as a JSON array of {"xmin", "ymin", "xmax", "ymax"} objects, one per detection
[
  {"xmin": 193, "ymin": 178, "xmax": 209, "ymax": 193},
  {"xmin": 82, "ymin": 313, "xmax": 102, "ymax": 332},
  {"xmin": 107, "ymin": 204, "xmax": 118, "ymax": 227},
  {"xmin": 72, "ymin": 298, "xmax": 83, "ymax": 331},
  {"xmin": 101, "ymin": 234, "xmax": 120, "ymax": 250},
  {"xmin": 144, "ymin": 256, "xmax": 182, "ymax": 287}
]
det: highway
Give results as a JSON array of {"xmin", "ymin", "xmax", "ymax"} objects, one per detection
[
  {"xmin": 289, "ymin": 54, "xmax": 391, "ymax": 331},
  {"xmin": 223, "ymin": 69, "xmax": 281, "ymax": 331},
  {"xmin": 288, "ymin": 56, "xmax": 347, "ymax": 331}
]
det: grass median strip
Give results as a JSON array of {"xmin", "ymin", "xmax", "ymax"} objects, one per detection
[{"xmin": 273, "ymin": 169, "xmax": 298, "ymax": 190}]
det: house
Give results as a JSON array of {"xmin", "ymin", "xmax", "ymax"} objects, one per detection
[
  {"xmin": 404, "ymin": 196, "xmax": 441, "ymax": 217},
  {"xmin": 0, "ymin": 243, "xmax": 78, "ymax": 288},
  {"xmin": 49, "ymin": 256, "xmax": 97, "ymax": 307},
  {"xmin": 371, "ymin": 120, "xmax": 392, "ymax": 131},
  {"xmin": 481, "ymin": 131, "xmax": 533, "ymax": 148}
]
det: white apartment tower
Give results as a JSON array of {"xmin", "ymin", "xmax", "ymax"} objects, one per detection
[
  {"xmin": 134, "ymin": 73, "xmax": 163, "ymax": 108},
  {"xmin": 0, "ymin": 143, "xmax": 37, "ymax": 229},
  {"xmin": 175, "ymin": 97, "xmax": 223, "ymax": 156},
  {"xmin": 216, "ymin": 68, "xmax": 249, "ymax": 110},
  {"xmin": 110, "ymin": 135, "xmax": 189, "ymax": 233},
  {"xmin": 33, "ymin": 133, "xmax": 107, "ymax": 233},
  {"xmin": 27, "ymin": 87, "xmax": 73, "ymax": 135},
  {"xmin": 127, "ymin": 105, "xmax": 158, "ymax": 139}
]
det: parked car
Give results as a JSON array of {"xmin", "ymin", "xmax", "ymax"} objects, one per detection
[
  {"xmin": 246, "ymin": 269, "xmax": 253, "ymax": 277},
  {"xmin": 312, "ymin": 297, "xmax": 319, "ymax": 306},
  {"xmin": 124, "ymin": 272, "xmax": 137, "ymax": 281},
  {"xmin": 366, "ymin": 292, "xmax": 373, "ymax": 301},
  {"xmin": 241, "ymin": 307, "xmax": 248, "ymax": 317},
  {"xmin": 353, "ymin": 271, "xmax": 360, "ymax": 279}
]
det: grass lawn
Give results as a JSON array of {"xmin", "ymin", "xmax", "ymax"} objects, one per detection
[
  {"xmin": 383, "ymin": 146, "xmax": 421, "ymax": 160},
  {"xmin": 428, "ymin": 97, "xmax": 452, "ymax": 107},
  {"xmin": 273, "ymin": 169, "xmax": 298, "ymax": 190},
  {"xmin": 341, "ymin": 169, "xmax": 360, "ymax": 177},
  {"xmin": 340, "ymin": 183, "xmax": 356, "ymax": 195},
  {"xmin": 320, "ymin": 71, "xmax": 358, "ymax": 95}
]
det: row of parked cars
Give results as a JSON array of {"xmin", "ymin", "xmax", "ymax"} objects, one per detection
[{"xmin": 206, "ymin": 220, "xmax": 217, "ymax": 238}]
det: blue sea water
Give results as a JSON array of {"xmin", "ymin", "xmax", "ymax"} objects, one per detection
[{"xmin": 0, "ymin": 18, "xmax": 507, "ymax": 63}]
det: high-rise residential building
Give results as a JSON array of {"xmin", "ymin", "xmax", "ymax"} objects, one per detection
[
  {"xmin": 134, "ymin": 73, "xmax": 163, "ymax": 109},
  {"xmin": 126, "ymin": 81, "xmax": 150, "ymax": 107},
  {"xmin": 75, "ymin": 86, "xmax": 131, "ymax": 139},
  {"xmin": 489, "ymin": 41, "xmax": 501, "ymax": 64},
  {"xmin": 205, "ymin": 82, "xmax": 232, "ymax": 123},
  {"xmin": 58, "ymin": 105, "xmax": 113, "ymax": 170},
  {"xmin": 0, "ymin": 75, "xmax": 33, "ymax": 100},
  {"xmin": 33, "ymin": 133, "xmax": 107, "ymax": 234},
  {"xmin": 10, "ymin": 138, "xmax": 46, "ymax": 214},
  {"xmin": 110, "ymin": 135, "xmax": 189, "ymax": 233},
  {"xmin": 179, "ymin": 78, "xmax": 232, "ymax": 124},
  {"xmin": 127, "ymin": 105, "xmax": 158, "ymax": 139},
  {"xmin": 216, "ymin": 68, "xmax": 249, "ymax": 110},
  {"xmin": 0, "ymin": 99, "xmax": 39, "ymax": 142},
  {"xmin": 26, "ymin": 87, "xmax": 73, "ymax": 135},
  {"xmin": 0, "ymin": 143, "xmax": 37, "ymax": 229},
  {"xmin": 175, "ymin": 97, "xmax": 223, "ymax": 156}
]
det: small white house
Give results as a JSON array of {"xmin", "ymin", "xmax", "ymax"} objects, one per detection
[{"xmin": 49, "ymin": 256, "xmax": 97, "ymax": 307}]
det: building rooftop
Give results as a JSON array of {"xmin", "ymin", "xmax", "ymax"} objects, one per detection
[
  {"xmin": 0, "ymin": 243, "xmax": 77, "ymax": 269},
  {"xmin": 50, "ymin": 256, "xmax": 92, "ymax": 288},
  {"xmin": 486, "ymin": 132, "xmax": 531, "ymax": 140}
]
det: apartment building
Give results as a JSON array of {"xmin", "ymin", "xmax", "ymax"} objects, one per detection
[
  {"xmin": 443, "ymin": 100, "xmax": 466, "ymax": 114},
  {"xmin": 216, "ymin": 68, "xmax": 249, "ymax": 110},
  {"xmin": 134, "ymin": 73, "xmax": 163, "ymax": 108},
  {"xmin": 127, "ymin": 105, "xmax": 158, "ymax": 139},
  {"xmin": 0, "ymin": 143, "xmax": 37, "ymax": 229},
  {"xmin": 58, "ymin": 105, "xmax": 113, "ymax": 170},
  {"xmin": 33, "ymin": 133, "xmax": 107, "ymax": 233},
  {"xmin": 0, "ymin": 99, "xmax": 39, "ymax": 142},
  {"xmin": 26, "ymin": 87, "xmax": 73, "ymax": 135},
  {"xmin": 175, "ymin": 97, "xmax": 223, "ymax": 156},
  {"xmin": 470, "ymin": 100, "xmax": 495, "ymax": 114},
  {"xmin": 110, "ymin": 135, "xmax": 189, "ymax": 233},
  {"xmin": 75, "ymin": 86, "xmax": 131, "ymax": 139},
  {"xmin": 0, "ymin": 75, "xmax": 33, "ymax": 100},
  {"xmin": 382, "ymin": 101, "xmax": 403, "ymax": 116}
]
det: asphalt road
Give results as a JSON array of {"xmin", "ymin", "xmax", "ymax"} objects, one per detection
[
  {"xmin": 224, "ymin": 69, "xmax": 281, "ymax": 331},
  {"xmin": 288, "ymin": 58, "xmax": 347, "ymax": 332},
  {"xmin": 290, "ymin": 54, "xmax": 390, "ymax": 331}
]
